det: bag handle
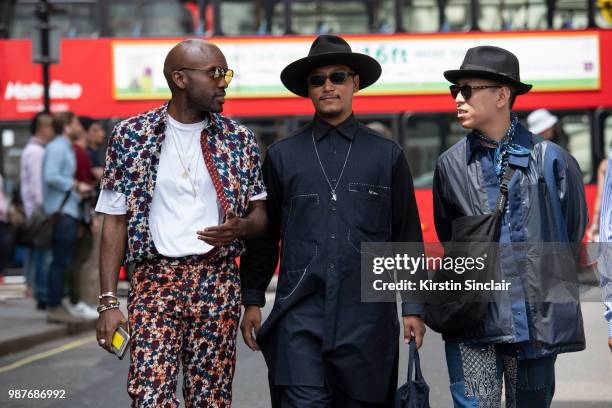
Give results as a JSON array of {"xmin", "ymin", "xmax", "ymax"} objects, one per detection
[
  {"xmin": 407, "ymin": 338, "xmax": 424, "ymax": 382},
  {"xmin": 56, "ymin": 190, "xmax": 72, "ymax": 214},
  {"xmin": 495, "ymin": 165, "xmax": 517, "ymax": 214}
]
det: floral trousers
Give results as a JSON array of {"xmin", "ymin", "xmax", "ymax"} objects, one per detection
[{"xmin": 127, "ymin": 253, "xmax": 241, "ymax": 407}]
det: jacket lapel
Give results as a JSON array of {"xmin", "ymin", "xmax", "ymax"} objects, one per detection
[
  {"xmin": 200, "ymin": 114, "xmax": 238, "ymax": 216},
  {"xmin": 145, "ymin": 105, "xmax": 168, "ymax": 217}
]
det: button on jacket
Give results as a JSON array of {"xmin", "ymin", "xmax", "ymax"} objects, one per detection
[{"xmin": 240, "ymin": 114, "xmax": 423, "ymax": 403}]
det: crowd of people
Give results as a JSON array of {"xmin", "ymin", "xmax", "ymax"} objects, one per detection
[
  {"xmin": 0, "ymin": 111, "xmax": 106, "ymax": 323},
  {"xmin": 0, "ymin": 33, "xmax": 610, "ymax": 407}
]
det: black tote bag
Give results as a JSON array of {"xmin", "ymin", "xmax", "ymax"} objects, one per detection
[{"xmin": 395, "ymin": 339, "xmax": 430, "ymax": 408}]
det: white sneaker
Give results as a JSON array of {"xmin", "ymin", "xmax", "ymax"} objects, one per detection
[
  {"xmin": 72, "ymin": 301, "xmax": 99, "ymax": 320},
  {"xmin": 62, "ymin": 298, "xmax": 98, "ymax": 320}
]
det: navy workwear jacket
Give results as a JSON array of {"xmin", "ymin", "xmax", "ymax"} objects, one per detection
[{"xmin": 433, "ymin": 122, "xmax": 588, "ymax": 357}]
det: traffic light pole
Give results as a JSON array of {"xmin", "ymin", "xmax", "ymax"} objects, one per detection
[{"xmin": 37, "ymin": 0, "xmax": 51, "ymax": 114}]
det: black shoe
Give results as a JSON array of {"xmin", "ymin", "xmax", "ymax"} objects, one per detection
[{"xmin": 36, "ymin": 301, "xmax": 47, "ymax": 310}]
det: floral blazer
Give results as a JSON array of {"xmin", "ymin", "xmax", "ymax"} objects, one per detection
[{"xmin": 100, "ymin": 103, "xmax": 266, "ymax": 263}]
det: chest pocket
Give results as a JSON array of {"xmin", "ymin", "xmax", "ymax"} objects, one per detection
[{"xmin": 348, "ymin": 183, "xmax": 391, "ymax": 236}]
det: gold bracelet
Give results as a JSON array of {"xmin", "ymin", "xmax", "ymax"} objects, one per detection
[
  {"xmin": 98, "ymin": 299, "xmax": 119, "ymax": 307},
  {"xmin": 99, "ymin": 291, "xmax": 118, "ymax": 301}
]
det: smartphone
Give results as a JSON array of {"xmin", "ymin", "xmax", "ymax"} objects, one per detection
[{"xmin": 111, "ymin": 326, "xmax": 130, "ymax": 360}]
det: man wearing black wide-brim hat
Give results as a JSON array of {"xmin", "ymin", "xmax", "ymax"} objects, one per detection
[
  {"xmin": 239, "ymin": 35, "xmax": 426, "ymax": 407},
  {"xmin": 431, "ymin": 46, "xmax": 587, "ymax": 407}
]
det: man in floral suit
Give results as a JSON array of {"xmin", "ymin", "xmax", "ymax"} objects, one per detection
[{"xmin": 95, "ymin": 39, "xmax": 267, "ymax": 407}]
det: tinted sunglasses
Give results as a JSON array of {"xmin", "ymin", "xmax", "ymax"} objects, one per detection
[
  {"xmin": 308, "ymin": 71, "xmax": 356, "ymax": 87},
  {"xmin": 450, "ymin": 84, "xmax": 501, "ymax": 100},
  {"xmin": 178, "ymin": 66, "xmax": 234, "ymax": 84}
]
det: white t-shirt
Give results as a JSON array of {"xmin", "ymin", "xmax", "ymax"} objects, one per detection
[{"xmin": 95, "ymin": 114, "xmax": 266, "ymax": 257}]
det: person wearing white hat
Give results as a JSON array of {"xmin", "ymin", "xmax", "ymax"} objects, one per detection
[{"xmin": 527, "ymin": 109, "xmax": 558, "ymax": 140}]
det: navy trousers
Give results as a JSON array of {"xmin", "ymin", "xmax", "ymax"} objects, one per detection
[{"xmin": 272, "ymin": 385, "xmax": 389, "ymax": 408}]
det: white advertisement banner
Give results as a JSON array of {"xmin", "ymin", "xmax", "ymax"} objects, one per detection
[{"xmin": 112, "ymin": 32, "xmax": 600, "ymax": 100}]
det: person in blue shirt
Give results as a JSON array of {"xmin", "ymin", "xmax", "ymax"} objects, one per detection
[
  {"xmin": 434, "ymin": 46, "xmax": 588, "ymax": 407},
  {"xmin": 598, "ymin": 149, "xmax": 612, "ymax": 352},
  {"xmin": 42, "ymin": 112, "xmax": 92, "ymax": 323}
]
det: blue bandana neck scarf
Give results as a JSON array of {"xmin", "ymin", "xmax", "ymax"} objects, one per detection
[{"xmin": 473, "ymin": 113, "xmax": 531, "ymax": 181}]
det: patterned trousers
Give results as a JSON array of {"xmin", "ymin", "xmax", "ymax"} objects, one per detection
[
  {"xmin": 444, "ymin": 341, "xmax": 557, "ymax": 408},
  {"xmin": 127, "ymin": 254, "xmax": 241, "ymax": 408}
]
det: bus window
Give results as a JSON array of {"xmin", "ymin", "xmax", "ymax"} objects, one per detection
[
  {"xmin": 554, "ymin": 0, "xmax": 589, "ymax": 29},
  {"xmin": 141, "ymin": 1, "xmax": 194, "ymax": 36},
  {"xmin": 562, "ymin": 113, "xmax": 592, "ymax": 182},
  {"xmin": 219, "ymin": 0, "xmax": 286, "ymax": 36},
  {"xmin": 401, "ymin": 0, "xmax": 440, "ymax": 32},
  {"xmin": 401, "ymin": 114, "xmax": 445, "ymax": 188},
  {"xmin": 604, "ymin": 114, "xmax": 612, "ymax": 157},
  {"xmin": 444, "ymin": 0, "xmax": 472, "ymax": 31},
  {"xmin": 479, "ymin": 0, "xmax": 548, "ymax": 31},
  {"xmin": 376, "ymin": 0, "xmax": 399, "ymax": 32},
  {"xmin": 107, "ymin": 0, "xmax": 194, "ymax": 37},
  {"xmin": 10, "ymin": 0, "xmax": 100, "ymax": 38},
  {"xmin": 232, "ymin": 117, "xmax": 288, "ymax": 159},
  {"xmin": 290, "ymin": 0, "xmax": 381, "ymax": 34},
  {"xmin": 595, "ymin": 0, "xmax": 612, "ymax": 28}
]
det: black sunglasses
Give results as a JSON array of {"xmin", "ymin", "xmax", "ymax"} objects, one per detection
[
  {"xmin": 450, "ymin": 84, "xmax": 501, "ymax": 100},
  {"xmin": 308, "ymin": 71, "xmax": 356, "ymax": 87}
]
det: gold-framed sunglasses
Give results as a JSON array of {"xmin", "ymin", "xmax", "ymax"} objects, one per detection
[{"xmin": 177, "ymin": 66, "xmax": 234, "ymax": 84}]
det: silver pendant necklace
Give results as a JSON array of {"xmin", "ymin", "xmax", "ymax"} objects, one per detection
[
  {"xmin": 311, "ymin": 131, "xmax": 353, "ymax": 202},
  {"xmin": 169, "ymin": 124, "xmax": 200, "ymax": 198}
]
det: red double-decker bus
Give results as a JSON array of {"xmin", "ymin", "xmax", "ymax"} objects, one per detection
[{"xmin": 1, "ymin": 0, "xmax": 612, "ymax": 242}]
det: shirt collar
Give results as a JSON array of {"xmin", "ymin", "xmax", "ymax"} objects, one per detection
[
  {"xmin": 466, "ymin": 122, "xmax": 532, "ymax": 168},
  {"xmin": 30, "ymin": 136, "xmax": 45, "ymax": 146},
  {"xmin": 162, "ymin": 101, "xmax": 220, "ymax": 132},
  {"xmin": 507, "ymin": 122, "xmax": 532, "ymax": 168},
  {"xmin": 312, "ymin": 113, "xmax": 359, "ymax": 141}
]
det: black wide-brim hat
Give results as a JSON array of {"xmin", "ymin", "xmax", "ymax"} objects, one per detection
[
  {"xmin": 444, "ymin": 45, "xmax": 532, "ymax": 95},
  {"xmin": 281, "ymin": 35, "xmax": 382, "ymax": 97}
]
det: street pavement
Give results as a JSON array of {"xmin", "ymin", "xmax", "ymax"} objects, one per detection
[{"xmin": 0, "ymin": 291, "xmax": 611, "ymax": 407}]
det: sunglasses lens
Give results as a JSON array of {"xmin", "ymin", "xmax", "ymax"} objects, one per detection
[
  {"xmin": 329, "ymin": 72, "xmax": 349, "ymax": 84},
  {"xmin": 450, "ymin": 85, "xmax": 472, "ymax": 100},
  {"xmin": 225, "ymin": 70, "xmax": 233, "ymax": 84},
  {"xmin": 450, "ymin": 85, "xmax": 459, "ymax": 99},
  {"xmin": 460, "ymin": 85, "xmax": 472, "ymax": 100},
  {"xmin": 309, "ymin": 75, "xmax": 326, "ymax": 87}
]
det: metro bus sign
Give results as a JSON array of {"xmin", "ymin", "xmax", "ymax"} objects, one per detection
[{"xmin": 4, "ymin": 80, "xmax": 82, "ymax": 100}]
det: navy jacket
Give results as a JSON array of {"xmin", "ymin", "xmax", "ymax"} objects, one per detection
[
  {"xmin": 433, "ymin": 123, "xmax": 588, "ymax": 357},
  {"xmin": 240, "ymin": 114, "xmax": 424, "ymax": 403}
]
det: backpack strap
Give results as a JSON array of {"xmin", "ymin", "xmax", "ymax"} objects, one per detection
[{"xmin": 495, "ymin": 165, "xmax": 517, "ymax": 214}]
